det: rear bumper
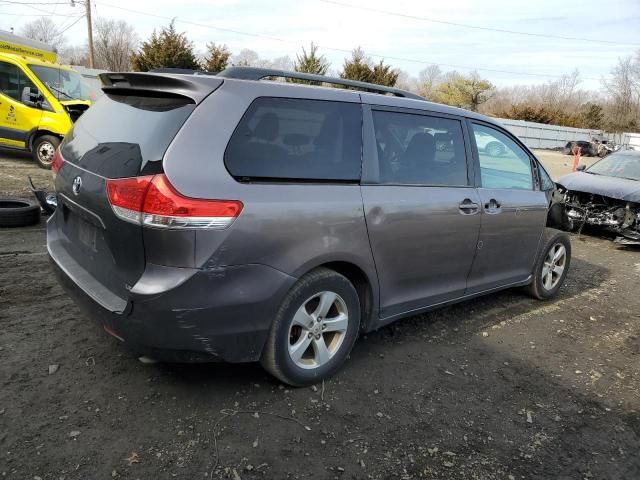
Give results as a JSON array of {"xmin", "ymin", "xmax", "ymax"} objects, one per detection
[{"xmin": 50, "ymin": 255, "xmax": 296, "ymax": 363}]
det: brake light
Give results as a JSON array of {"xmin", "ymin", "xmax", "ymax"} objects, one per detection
[
  {"xmin": 51, "ymin": 148, "xmax": 65, "ymax": 178},
  {"xmin": 106, "ymin": 174, "xmax": 243, "ymax": 230}
]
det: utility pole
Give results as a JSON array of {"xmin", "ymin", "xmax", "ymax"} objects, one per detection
[{"xmin": 85, "ymin": 0, "xmax": 94, "ymax": 68}]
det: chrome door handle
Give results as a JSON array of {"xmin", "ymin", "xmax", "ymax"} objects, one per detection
[
  {"xmin": 484, "ymin": 198, "xmax": 502, "ymax": 214},
  {"xmin": 458, "ymin": 199, "xmax": 480, "ymax": 215}
]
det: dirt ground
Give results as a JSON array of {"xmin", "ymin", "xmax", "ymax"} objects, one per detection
[{"xmin": 1, "ymin": 148, "xmax": 639, "ymax": 480}]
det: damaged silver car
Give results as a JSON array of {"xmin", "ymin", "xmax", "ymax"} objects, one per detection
[{"xmin": 557, "ymin": 150, "xmax": 640, "ymax": 244}]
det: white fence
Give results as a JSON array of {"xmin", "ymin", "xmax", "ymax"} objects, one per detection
[{"xmin": 496, "ymin": 118, "xmax": 602, "ymax": 150}]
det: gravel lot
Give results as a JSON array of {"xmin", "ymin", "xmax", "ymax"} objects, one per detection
[{"xmin": 1, "ymin": 148, "xmax": 639, "ymax": 479}]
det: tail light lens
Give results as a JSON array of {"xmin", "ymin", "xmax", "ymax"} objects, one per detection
[
  {"xmin": 106, "ymin": 174, "xmax": 243, "ymax": 230},
  {"xmin": 51, "ymin": 148, "xmax": 65, "ymax": 179}
]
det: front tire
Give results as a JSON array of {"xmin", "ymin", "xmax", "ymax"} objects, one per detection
[
  {"xmin": 261, "ymin": 268, "xmax": 360, "ymax": 386},
  {"xmin": 32, "ymin": 135, "xmax": 60, "ymax": 169},
  {"xmin": 525, "ymin": 229, "xmax": 571, "ymax": 300}
]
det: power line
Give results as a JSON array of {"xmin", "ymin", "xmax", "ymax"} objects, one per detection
[
  {"xmin": 57, "ymin": 12, "xmax": 83, "ymax": 34},
  {"xmin": 96, "ymin": 1, "xmax": 600, "ymax": 81},
  {"xmin": 319, "ymin": 0, "xmax": 640, "ymax": 47}
]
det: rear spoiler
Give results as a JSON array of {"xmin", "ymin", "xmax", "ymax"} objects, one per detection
[{"xmin": 99, "ymin": 72, "xmax": 223, "ymax": 104}]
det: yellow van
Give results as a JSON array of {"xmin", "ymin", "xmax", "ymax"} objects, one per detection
[{"xmin": 0, "ymin": 31, "xmax": 91, "ymax": 168}]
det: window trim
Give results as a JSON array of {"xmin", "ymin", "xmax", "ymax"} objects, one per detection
[
  {"xmin": 467, "ymin": 119, "xmax": 539, "ymax": 191},
  {"xmin": 362, "ymin": 104, "xmax": 475, "ymax": 187},
  {"xmin": 223, "ymin": 96, "xmax": 364, "ymax": 184}
]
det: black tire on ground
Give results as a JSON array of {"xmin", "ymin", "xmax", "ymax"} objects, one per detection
[
  {"xmin": 261, "ymin": 267, "xmax": 361, "ymax": 386},
  {"xmin": 524, "ymin": 228, "xmax": 571, "ymax": 300},
  {"xmin": 32, "ymin": 135, "xmax": 61, "ymax": 169},
  {"xmin": 0, "ymin": 198, "xmax": 41, "ymax": 227}
]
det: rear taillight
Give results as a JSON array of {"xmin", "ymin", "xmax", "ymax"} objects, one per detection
[
  {"xmin": 106, "ymin": 174, "xmax": 243, "ymax": 230},
  {"xmin": 51, "ymin": 148, "xmax": 65, "ymax": 179}
]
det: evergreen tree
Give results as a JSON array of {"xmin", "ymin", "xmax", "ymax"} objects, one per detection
[
  {"xmin": 291, "ymin": 43, "xmax": 330, "ymax": 84},
  {"xmin": 294, "ymin": 43, "xmax": 330, "ymax": 75},
  {"xmin": 372, "ymin": 60, "xmax": 399, "ymax": 87},
  {"xmin": 340, "ymin": 47, "xmax": 373, "ymax": 83},
  {"xmin": 131, "ymin": 21, "xmax": 200, "ymax": 72},
  {"xmin": 203, "ymin": 42, "xmax": 231, "ymax": 72},
  {"xmin": 340, "ymin": 48, "xmax": 399, "ymax": 87}
]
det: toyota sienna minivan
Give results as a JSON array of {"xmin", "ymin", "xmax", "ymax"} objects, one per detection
[{"xmin": 48, "ymin": 67, "xmax": 571, "ymax": 386}]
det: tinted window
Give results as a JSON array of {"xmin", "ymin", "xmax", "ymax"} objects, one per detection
[
  {"xmin": 61, "ymin": 94, "xmax": 195, "ymax": 178},
  {"xmin": 372, "ymin": 110, "xmax": 468, "ymax": 186},
  {"xmin": 472, "ymin": 123, "xmax": 533, "ymax": 190},
  {"xmin": 539, "ymin": 164, "xmax": 554, "ymax": 190},
  {"xmin": 0, "ymin": 61, "xmax": 36, "ymax": 103},
  {"xmin": 225, "ymin": 98, "xmax": 362, "ymax": 181}
]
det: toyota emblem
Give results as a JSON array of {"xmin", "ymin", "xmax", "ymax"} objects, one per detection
[{"xmin": 72, "ymin": 176, "xmax": 82, "ymax": 195}]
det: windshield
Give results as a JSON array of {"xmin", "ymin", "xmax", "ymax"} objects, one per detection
[
  {"xmin": 28, "ymin": 65, "xmax": 91, "ymax": 101},
  {"xmin": 587, "ymin": 153, "xmax": 640, "ymax": 181}
]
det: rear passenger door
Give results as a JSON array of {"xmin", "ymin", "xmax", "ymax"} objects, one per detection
[
  {"xmin": 465, "ymin": 122, "xmax": 547, "ymax": 293},
  {"xmin": 361, "ymin": 106, "xmax": 482, "ymax": 319}
]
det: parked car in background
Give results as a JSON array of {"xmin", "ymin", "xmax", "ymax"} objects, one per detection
[
  {"xmin": 48, "ymin": 67, "xmax": 572, "ymax": 386},
  {"xmin": 563, "ymin": 140, "xmax": 597, "ymax": 157},
  {"xmin": 557, "ymin": 150, "xmax": 640, "ymax": 244}
]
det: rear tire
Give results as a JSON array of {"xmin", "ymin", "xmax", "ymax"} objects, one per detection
[
  {"xmin": 525, "ymin": 229, "xmax": 571, "ymax": 300},
  {"xmin": 261, "ymin": 268, "xmax": 360, "ymax": 386},
  {"xmin": 0, "ymin": 198, "xmax": 41, "ymax": 227},
  {"xmin": 32, "ymin": 135, "xmax": 60, "ymax": 169}
]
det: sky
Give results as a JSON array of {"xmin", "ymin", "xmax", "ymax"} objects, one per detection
[{"xmin": 1, "ymin": 0, "xmax": 639, "ymax": 91}]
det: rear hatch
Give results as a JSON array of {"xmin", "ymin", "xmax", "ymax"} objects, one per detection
[{"xmin": 48, "ymin": 74, "xmax": 223, "ymax": 309}]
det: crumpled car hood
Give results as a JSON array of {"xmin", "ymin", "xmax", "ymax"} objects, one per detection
[{"xmin": 557, "ymin": 172, "xmax": 640, "ymax": 202}]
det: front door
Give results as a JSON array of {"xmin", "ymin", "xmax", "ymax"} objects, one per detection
[
  {"xmin": 466, "ymin": 122, "xmax": 548, "ymax": 293},
  {"xmin": 361, "ymin": 107, "xmax": 481, "ymax": 319},
  {"xmin": 0, "ymin": 60, "xmax": 42, "ymax": 149}
]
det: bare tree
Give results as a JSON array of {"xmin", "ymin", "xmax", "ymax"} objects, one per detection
[
  {"xmin": 93, "ymin": 18, "xmax": 138, "ymax": 71},
  {"xmin": 58, "ymin": 45, "xmax": 89, "ymax": 66},
  {"xmin": 417, "ymin": 64, "xmax": 442, "ymax": 100},
  {"xmin": 21, "ymin": 17, "xmax": 65, "ymax": 50},
  {"xmin": 232, "ymin": 49, "xmax": 260, "ymax": 67}
]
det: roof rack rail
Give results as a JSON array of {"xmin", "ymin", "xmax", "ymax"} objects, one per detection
[{"xmin": 216, "ymin": 66, "xmax": 424, "ymax": 100}]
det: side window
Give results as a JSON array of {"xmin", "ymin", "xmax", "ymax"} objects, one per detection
[
  {"xmin": 225, "ymin": 98, "xmax": 362, "ymax": 181},
  {"xmin": 538, "ymin": 164, "xmax": 554, "ymax": 190},
  {"xmin": 0, "ymin": 61, "xmax": 36, "ymax": 103},
  {"xmin": 472, "ymin": 123, "xmax": 533, "ymax": 190},
  {"xmin": 372, "ymin": 110, "xmax": 468, "ymax": 186}
]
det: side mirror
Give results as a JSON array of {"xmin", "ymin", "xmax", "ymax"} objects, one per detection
[
  {"xmin": 21, "ymin": 87, "xmax": 43, "ymax": 107},
  {"xmin": 576, "ymin": 164, "xmax": 586, "ymax": 171}
]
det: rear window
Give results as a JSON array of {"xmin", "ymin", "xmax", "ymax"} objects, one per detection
[
  {"xmin": 61, "ymin": 94, "xmax": 195, "ymax": 178},
  {"xmin": 224, "ymin": 97, "xmax": 362, "ymax": 181}
]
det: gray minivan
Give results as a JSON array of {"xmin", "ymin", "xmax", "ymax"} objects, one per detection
[{"xmin": 48, "ymin": 67, "xmax": 571, "ymax": 386}]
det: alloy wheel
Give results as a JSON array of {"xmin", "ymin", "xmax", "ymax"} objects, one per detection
[
  {"xmin": 541, "ymin": 243, "xmax": 566, "ymax": 290},
  {"xmin": 287, "ymin": 291, "xmax": 349, "ymax": 369}
]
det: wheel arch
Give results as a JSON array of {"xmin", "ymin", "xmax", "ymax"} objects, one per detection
[
  {"xmin": 27, "ymin": 129, "xmax": 63, "ymax": 151},
  {"xmin": 296, "ymin": 259, "xmax": 378, "ymax": 333}
]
